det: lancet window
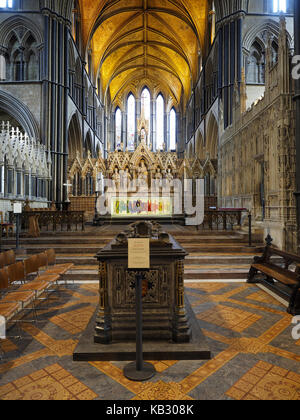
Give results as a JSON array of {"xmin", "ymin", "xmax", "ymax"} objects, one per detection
[
  {"xmin": 127, "ymin": 94, "xmax": 136, "ymax": 151},
  {"xmin": 170, "ymin": 108, "xmax": 177, "ymax": 151},
  {"xmin": 156, "ymin": 94, "xmax": 165, "ymax": 151},
  {"xmin": 113, "ymin": 89, "xmax": 177, "ymax": 153},
  {"xmin": 4, "ymin": 30, "xmax": 40, "ymax": 82},
  {"xmin": 273, "ymin": 0, "xmax": 287, "ymax": 13}
]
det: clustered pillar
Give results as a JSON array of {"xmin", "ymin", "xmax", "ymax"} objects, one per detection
[
  {"xmin": 218, "ymin": 14, "xmax": 243, "ymax": 129},
  {"xmin": 42, "ymin": 9, "xmax": 69, "ymax": 209}
]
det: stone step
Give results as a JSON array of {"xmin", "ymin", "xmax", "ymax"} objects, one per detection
[
  {"xmin": 6, "ymin": 244, "xmax": 261, "ymax": 255},
  {"xmin": 46, "ymin": 255, "xmax": 255, "ymax": 266},
  {"xmin": 2, "ymin": 237, "xmax": 113, "ymax": 245},
  {"xmin": 64, "ymin": 270, "xmax": 99, "ymax": 281},
  {"xmin": 13, "ymin": 252, "xmax": 263, "ymax": 266},
  {"xmin": 3, "ymin": 235, "xmax": 259, "ymax": 246},
  {"xmin": 184, "ymin": 246, "xmax": 261, "ymax": 253}
]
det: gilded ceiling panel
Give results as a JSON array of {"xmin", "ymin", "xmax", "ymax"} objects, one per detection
[{"xmin": 79, "ymin": 0, "xmax": 208, "ymax": 107}]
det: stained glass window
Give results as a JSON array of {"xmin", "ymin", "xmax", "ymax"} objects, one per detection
[
  {"xmin": 141, "ymin": 88, "xmax": 151, "ymax": 144},
  {"xmin": 115, "ymin": 108, "xmax": 122, "ymax": 149},
  {"xmin": 156, "ymin": 94, "xmax": 164, "ymax": 151},
  {"xmin": 273, "ymin": 0, "xmax": 286, "ymax": 13},
  {"xmin": 127, "ymin": 94, "xmax": 136, "ymax": 151},
  {"xmin": 170, "ymin": 108, "xmax": 176, "ymax": 151}
]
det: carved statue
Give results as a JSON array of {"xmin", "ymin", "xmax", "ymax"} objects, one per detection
[
  {"xmin": 140, "ymin": 128, "xmax": 146, "ymax": 144},
  {"xmin": 155, "ymin": 167, "xmax": 163, "ymax": 180},
  {"xmin": 112, "ymin": 167, "xmax": 120, "ymax": 190},
  {"xmin": 166, "ymin": 168, "xmax": 174, "ymax": 183},
  {"xmin": 153, "ymin": 167, "xmax": 163, "ymax": 190},
  {"xmin": 120, "ymin": 167, "xmax": 132, "ymax": 189},
  {"xmin": 138, "ymin": 160, "xmax": 148, "ymax": 190}
]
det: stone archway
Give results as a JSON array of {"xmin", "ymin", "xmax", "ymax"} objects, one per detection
[
  {"xmin": 195, "ymin": 131, "xmax": 205, "ymax": 159},
  {"xmin": 0, "ymin": 90, "xmax": 40, "ymax": 140},
  {"xmin": 68, "ymin": 112, "xmax": 82, "ymax": 160},
  {"xmin": 84, "ymin": 131, "xmax": 93, "ymax": 158},
  {"xmin": 206, "ymin": 113, "xmax": 219, "ymax": 160}
]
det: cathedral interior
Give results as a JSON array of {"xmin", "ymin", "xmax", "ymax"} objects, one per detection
[{"xmin": 0, "ymin": 0, "xmax": 300, "ymax": 402}]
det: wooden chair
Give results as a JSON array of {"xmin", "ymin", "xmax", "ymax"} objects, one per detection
[
  {"xmin": 7, "ymin": 262, "xmax": 51, "ymax": 301},
  {"xmin": 24, "ymin": 255, "xmax": 60, "ymax": 286},
  {"xmin": 0, "ymin": 268, "xmax": 37, "ymax": 322},
  {"xmin": 0, "ymin": 212, "xmax": 14, "ymax": 238},
  {"xmin": 44, "ymin": 249, "xmax": 74, "ymax": 278},
  {"xmin": 0, "ymin": 269, "xmax": 23, "ymax": 344},
  {"xmin": 0, "ymin": 253, "xmax": 5, "ymax": 269},
  {"xmin": 0, "ymin": 302, "xmax": 20, "ymax": 325},
  {"xmin": 3, "ymin": 250, "xmax": 16, "ymax": 267}
]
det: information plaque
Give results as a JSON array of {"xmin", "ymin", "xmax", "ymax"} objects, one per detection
[{"xmin": 128, "ymin": 238, "xmax": 150, "ymax": 269}]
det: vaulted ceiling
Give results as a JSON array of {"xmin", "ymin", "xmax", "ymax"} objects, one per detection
[{"xmin": 79, "ymin": 0, "xmax": 209, "ymax": 107}]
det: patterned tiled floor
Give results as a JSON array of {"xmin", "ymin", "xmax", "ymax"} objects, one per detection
[{"xmin": 0, "ymin": 283, "xmax": 299, "ymax": 400}]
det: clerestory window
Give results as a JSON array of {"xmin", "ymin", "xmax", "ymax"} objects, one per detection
[
  {"xmin": 0, "ymin": 0, "xmax": 13, "ymax": 8},
  {"xmin": 273, "ymin": 0, "xmax": 287, "ymax": 13}
]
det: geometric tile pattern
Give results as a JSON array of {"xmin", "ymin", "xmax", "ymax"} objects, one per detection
[
  {"xmin": 226, "ymin": 361, "xmax": 300, "ymax": 400},
  {"xmin": 0, "ymin": 364, "xmax": 98, "ymax": 400},
  {"xmin": 196, "ymin": 304, "xmax": 262, "ymax": 332},
  {"xmin": 132, "ymin": 381, "xmax": 194, "ymax": 400},
  {"xmin": 1, "ymin": 283, "xmax": 300, "ymax": 400},
  {"xmin": 246, "ymin": 291, "xmax": 280, "ymax": 305},
  {"xmin": 50, "ymin": 306, "xmax": 96, "ymax": 335}
]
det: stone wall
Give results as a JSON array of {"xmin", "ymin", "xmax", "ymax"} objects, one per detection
[{"xmin": 219, "ymin": 19, "xmax": 297, "ymax": 252}]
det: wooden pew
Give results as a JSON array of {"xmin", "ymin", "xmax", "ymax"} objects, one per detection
[{"xmin": 247, "ymin": 235, "xmax": 300, "ymax": 315}]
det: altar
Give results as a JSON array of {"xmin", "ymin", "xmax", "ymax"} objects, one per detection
[
  {"xmin": 68, "ymin": 135, "xmax": 217, "ymax": 225},
  {"xmin": 93, "ymin": 141, "xmax": 184, "ymax": 222}
]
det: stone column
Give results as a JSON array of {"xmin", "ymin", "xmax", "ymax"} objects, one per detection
[
  {"xmin": 219, "ymin": 14, "xmax": 243, "ymax": 129},
  {"xmin": 135, "ymin": 97, "xmax": 141, "ymax": 147},
  {"xmin": 165, "ymin": 111, "xmax": 170, "ymax": 150},
  {"xmin": 121, "ymin": 110, "xmax": 127, "ymax": 150},
  {"xmin": 151, "ymin": 98, "xmax": 155, "ymax": 150}
]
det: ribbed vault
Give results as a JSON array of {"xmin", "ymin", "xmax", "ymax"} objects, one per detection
[{"xmin": 78, "ymin": 0, "xmax": 209, "ymax": 107}]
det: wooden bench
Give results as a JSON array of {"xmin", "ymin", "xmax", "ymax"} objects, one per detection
[{"xmin": 247, "ymin": 235, "xmax": 300, "ymax": 315}]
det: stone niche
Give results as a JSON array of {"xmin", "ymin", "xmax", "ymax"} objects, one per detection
[{"xmin": 94, "ymin": 221, "xmax": 191, "ymax": 344}]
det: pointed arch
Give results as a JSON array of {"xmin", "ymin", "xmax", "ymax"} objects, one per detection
[
  {"xmin": 243, "ymin": 19, "xmax": 292, "ymax": 53},
  {"xmin": 170, "ymin": 108, "xmax": 177, "ymax": 151},
  {"xmin": 246, "ymin": 39, "xmax": 265, "ymax": 84},
  {"xmin": 0, "ymin": 16, "xmax": 43, "ymax": 48},
  {"xmin": 67, "ymin": 112, "xmax": 82, "ymax": 160},
  {"xmin": 84, "ymin": 131, "xmax": 93, "ymax": 158},
  {"xmin": 141, "ymin": 87, "xmax": 151, "ymax": 138},
  {"xmin": 156, "ymin": 93, "xmax": 165, "ymax": 151},
  {"xmin": 0, "ymin": 90, "xmax": 40, "ymax": 140},
  {"xmin": 195, "ymin": 130, "xmax": 205, "ymax": 160},
  {"xmin": 115, "ymin": 106, "xmax": 122, "ymax": 149},
  {"xmin": 127, "ymin": 92, "xmax": 136, "ymax": 151},
  {"xmin": 206, "ymin": 113, "xmax": 218, "ymax": 160}
]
